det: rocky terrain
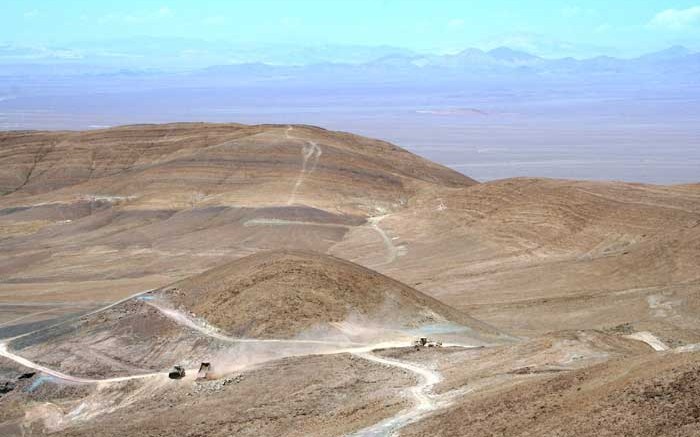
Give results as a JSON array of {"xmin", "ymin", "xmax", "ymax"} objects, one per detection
[
  {"xmin": 401, "ymin": 349, "xmax": 700, "ymax": 437},
  {"xmin": 7, "ymin": 250, "xmax": 498, "ymax": 379},
  {"xmin": 0, "ymin": 123, "xmax": 698, "ymax": 436},
  {"xmin": 165, "ymin": 249, "xmax": 494, "ymax": 338},
  {"xmin": 1, "ymin": 354, "xmax": 415, "ymax": 437}
]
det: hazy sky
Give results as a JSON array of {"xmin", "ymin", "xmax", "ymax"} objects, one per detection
[{"xmin": 2, "ymin": 0, "xmax": 700, "ymax": 57}]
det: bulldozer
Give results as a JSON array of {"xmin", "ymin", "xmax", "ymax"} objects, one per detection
[
  {"xmin": 413, "ymin": 337, "xmax": 442, "ymax": 350},
  {"xmin": 168, "ymin": 365, "xmax": 186, "ymax": 379}
]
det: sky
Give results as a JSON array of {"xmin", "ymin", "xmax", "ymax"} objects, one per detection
[{"xmin": 1, "ymin": 0, "xmax": 700, "ymax": 58}]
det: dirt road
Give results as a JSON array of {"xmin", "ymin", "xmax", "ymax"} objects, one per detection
[
  {"xmin": 348, "ymin": 351, "xmax": 441, "ymax": 437},
  {"xmin": 149, "ymin": 303, "xmax": 366, "ymax": 346},
  {"xmin": 0, "ymin": 341, "xmax": 162, "ymax": 384},
  {"xmin": 286, "ymin": 126, "xmax": 322, "ymax": 205},
  {"xmin": 0, "ymin": 291, "xmax": 474, "ymax": 436},
  {"xmin": 625, "ymin": 331, "xmax": 670, "ymax": 351},
  {"xmin": 367, "ymin": 215, "xmax": 400, "ymax": 265}
]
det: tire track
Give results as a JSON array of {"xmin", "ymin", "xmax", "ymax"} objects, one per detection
[
  {"xmin": 0, "ymin": 341, "xmax": 161, "ymax": 384},
  {"xmin": 286, "ymin": 126, "xmax": 322, "ymax": 205},
  {"xmin": 0, "ymin": 290, "xmax": 475, "ymax": 437},
  {"xmin": 347, "ymin": 351, "xmax": 441, "ymax": 437},
  {"xmin": 148, "ymin": 303, "xmax": 364, "ymax": 346},
  {"xmin": 368, "ymin": 215, "xmax": 400, "ymax": 265}
]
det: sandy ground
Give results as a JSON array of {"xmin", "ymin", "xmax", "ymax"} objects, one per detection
[
  {"xmin": 400, "ymin": 350, "xmax": 700, "ymax": 437},
  {"xmin": 1, "ymin": 353, "xmax": 415, "ymax": 437},
  {"xmin": 1, "ymin": 123, "xmax": 699, "ymax": 435},
  {"xmin": 3, "ymin": 329, "xmax": 665, "ymax": 437}
]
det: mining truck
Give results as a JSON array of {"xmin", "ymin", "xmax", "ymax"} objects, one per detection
[{"xmin": 197, "ymin": 362, "xmax": 213, "ymax": 380}]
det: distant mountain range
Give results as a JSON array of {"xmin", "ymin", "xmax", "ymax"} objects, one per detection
[
  {"xmin": 0, "ymin": 39, "xmax": 697, "ymax": 77},
  {"xmin": 0, "ymin": 43, "xmax": 698, "ymax": 102},
  {"xmin": 0, "ymin": 40, "xmax": 416, "ymax": 71},
  {"xmin": 193, "ymin": 45, "xmax": 700, "ymax": 87}
]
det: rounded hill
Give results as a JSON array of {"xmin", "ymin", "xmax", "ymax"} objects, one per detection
[{"xmin": 164, "ymin": 250, "xmax": 492, "ymax": 338}]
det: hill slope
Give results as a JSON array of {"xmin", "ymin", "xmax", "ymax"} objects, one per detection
[
  {"xmin": 0, "ymin": 123, "xmax": 475, "ymax": 212},
  {"xmin": 0, "ymin": 123, "xmax": 698, "ymax": 346},
  {"xmin": 402, "ymin": 349, "xmax": 700, "ymax": 437},
  {"xmin": 10, "ymin": 250, "xmax": 497, "ymax": 378},
  {"xmin": 165, "ymin": 250, "xmax": 493, "ymax": 338},
  {"xmin": 333, "ymin": 177, "xmax": 700, "ymax": 342},
  {"xmin": 0, "ymin": 123, "xmax": 476, "ymax": 317}
]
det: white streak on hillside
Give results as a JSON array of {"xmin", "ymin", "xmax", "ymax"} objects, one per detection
[
  {"xmin": 368, "ymin": 215, "xmax": 403, "ymax": 265},
  {"xmin": 625, "ymin": 331, "xmax": 670, "ymax": 351},
  {"xmin": 286, "ymin": 126, "xmax": 322, "ymax": 205},
  {"xmin": 347, "ymin": 351, "xmax": 441, "ymax": 437}
]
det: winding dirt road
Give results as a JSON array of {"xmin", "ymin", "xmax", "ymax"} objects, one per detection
[
  {"xmin": 367, "ymin": 215, "xmax": 400, "ymax": 265},
  {"xmin": 149, "ymin": 303, "xmax": 366, "ymax": 347},
  {"xmin": 347, "ymin": 352, "xmax": 441, "ymax": 437},
  {"xmin": 0, "ymin": 294, "xmax": 471, "ymax": 436},
  {"xmin": 148, "ymin": 302, "xmax": 470, "ymax": 436},
  {"xmin": 0, "ymin": 341, "xmax": 161, "ymax": 384},
  {"xmin": 286, "ymin": 126, "xmax": 322, "ymax": 205}
]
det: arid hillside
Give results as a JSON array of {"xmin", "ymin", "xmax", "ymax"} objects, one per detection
[
  {"xmin": 1, "ymin": 124, "xmax": 698, "ymax": 346},
  {"xmin": 0, "ymin": 123, "xmax": 473, "ymax": 211},
  {"xmin": 166, "ymin": 249, "xmax": 493, "ymax": 338},
  {"xmin": 1, "ymin": 123, "xmax": 699, "ymax": 437},
  {"xmin": 401, "ymin": 349, "xmax": 700, "ymax": 437},
  {"xmin": 0, "ymin": 123, "xmax": 475, "ymax": 330},
  {"xmin": 356, "ymin": 177, "xmax": 700, "ymax": 343},
  {"xmin": 8, "ymin": 250, "xmax": 498, "ymax": 379}
]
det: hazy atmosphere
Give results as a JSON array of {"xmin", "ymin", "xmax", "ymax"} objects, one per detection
[
  {"xmin": 2, "ymin": 2, "xmax": 700, "ymax": 437},
  {"xmin": 1, "ymin": 0, "xmax": 699, "ymax": 183}
]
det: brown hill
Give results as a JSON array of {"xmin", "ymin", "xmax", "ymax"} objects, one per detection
[
  {"xmin": 0, "ymin": 123, "xmax": 698, "ymax": 347},
  {"xmin": 9, "ymin": 297, "xmax": 220, "ymax": 378},
  {"xmin": 9, "ymin": 250, "xmax": 497, "ymax": 378},
  {"xmin": 1, "ymin": 123, "xmax": 699, "ymax": 437},
  {"xmin": 165, "ymin": 249, "xmax": 493, "ymax": 338},
  {"xmin": 0, "ymin": 123, "xmax": 476, "ymax": 320},
  {"xmin": 0, "ymin": 123, "xmax": 474, "ymax": 212},
  {"xmin": 334, "ymin": 177, "xmax": 700, "ymax": 342},
  {"xmin": 402, "ymin": 349, "xmax": 700, "ymax": 437}
]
